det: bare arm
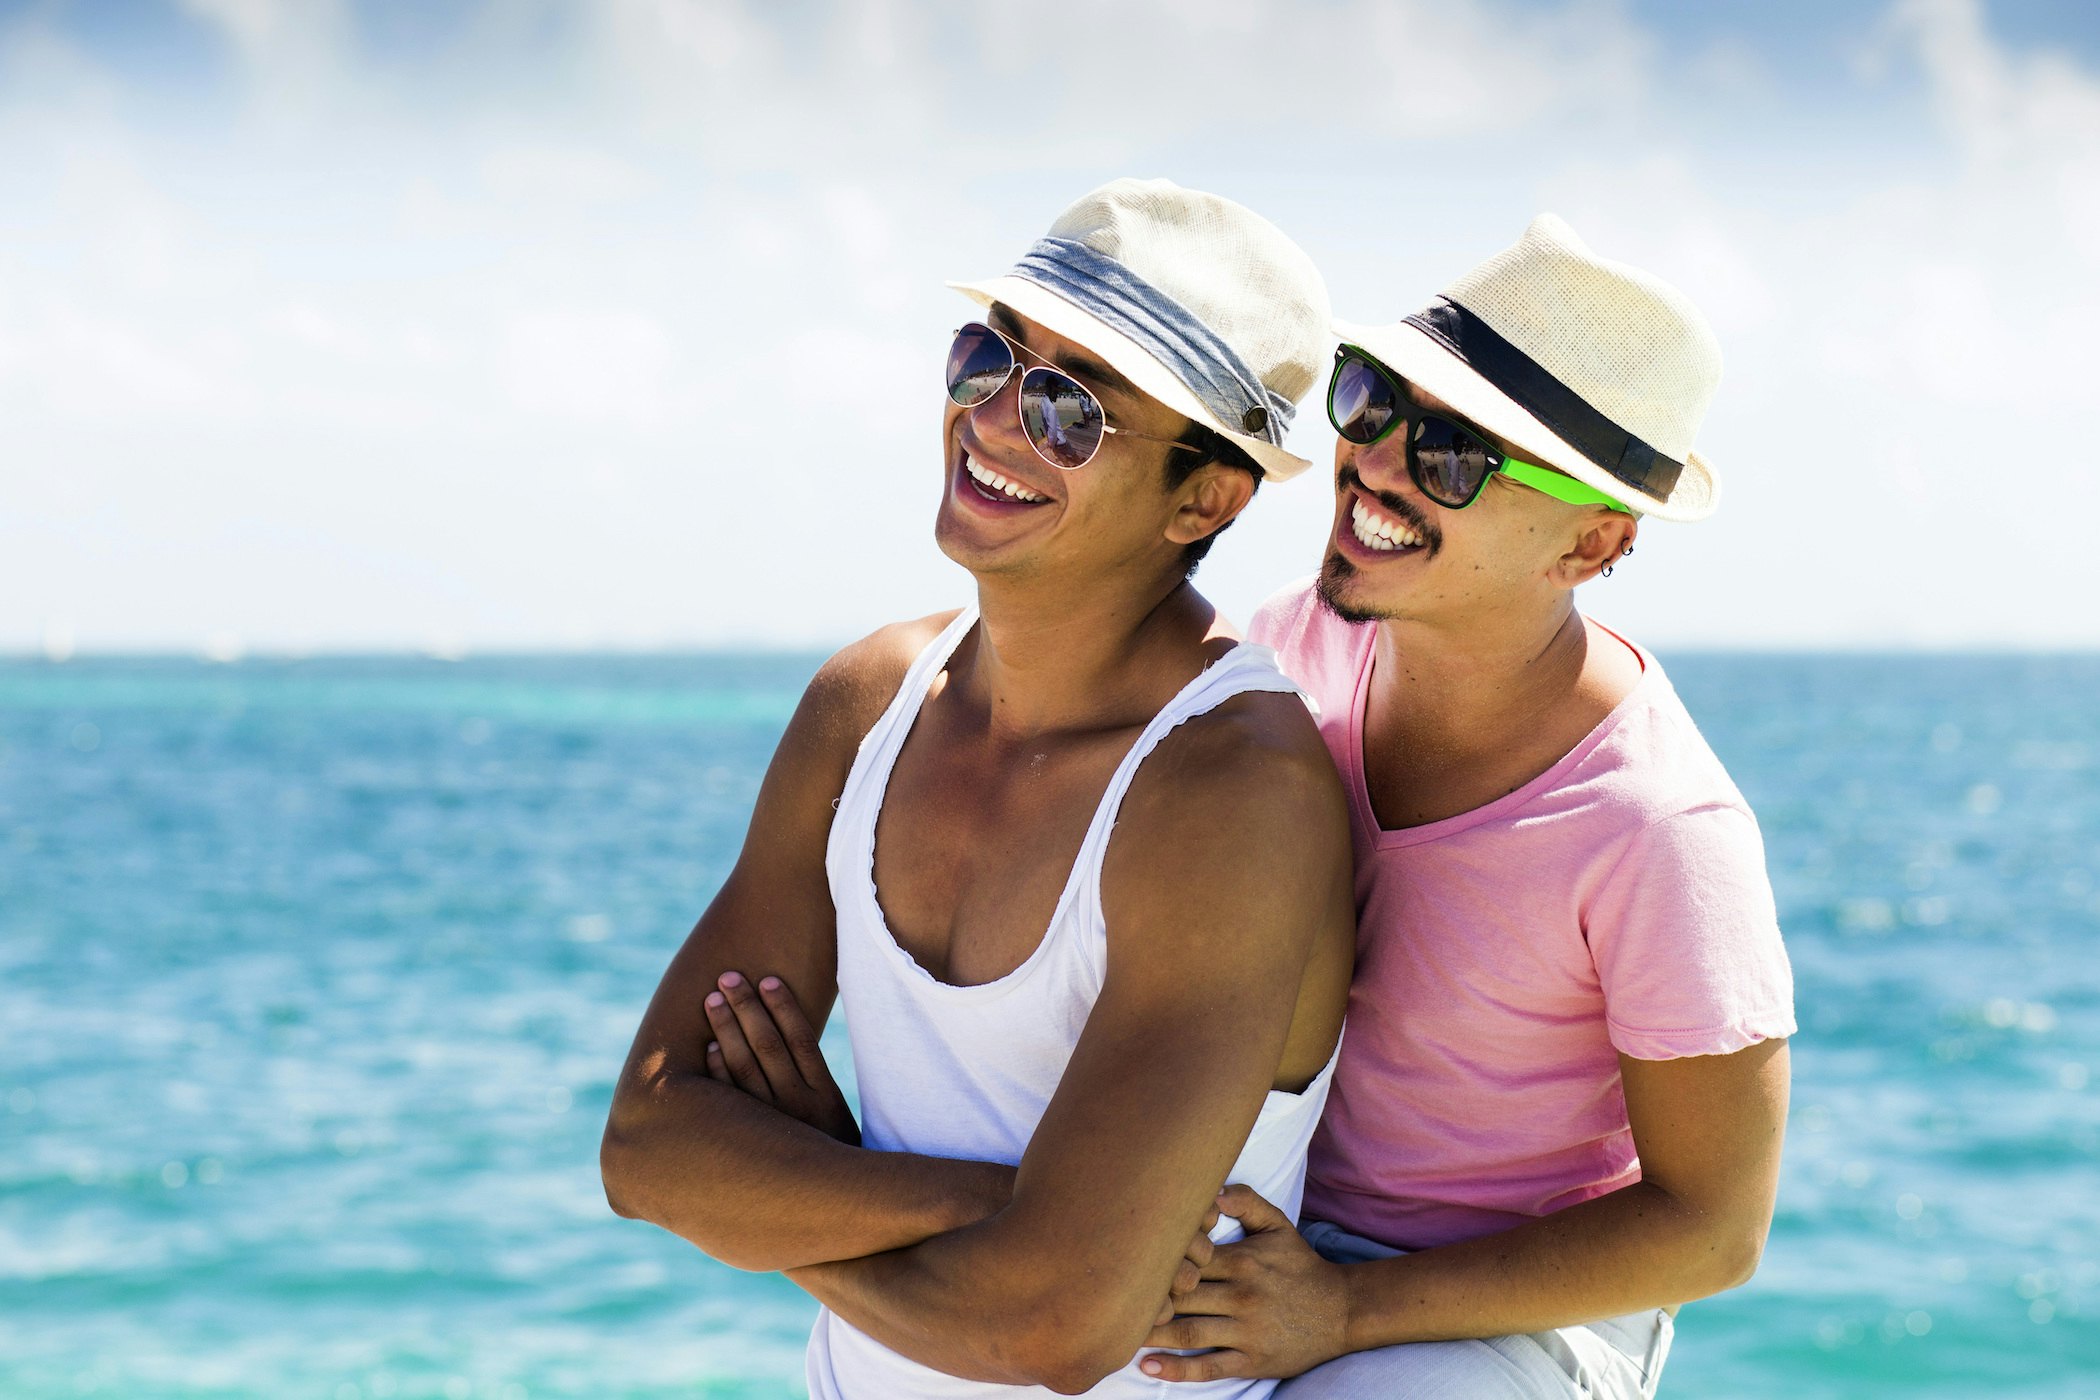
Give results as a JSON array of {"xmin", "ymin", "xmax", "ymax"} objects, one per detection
[
  {"xmin": 789, "ymin": 701, "xmax": 1353, "ymax": 1394},
  {"xmin": 597, "ymin": 618, "xmax": 1014, "ymax": 1272},
  {"xmin": 699, "ymin": 975, "xmax": 1220, "ymax": 1330},
  {"xmin": 1337, "ymin": 1040, "xmax": 1788, "ymax": 1335},
  {"xmin": 1145, "ymin": 1038, "xmax": 1791, "ymax": 1381}
]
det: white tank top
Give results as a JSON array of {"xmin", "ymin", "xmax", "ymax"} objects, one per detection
[{"xmin": 806, "ymin": 607, "xmax": 1341, "ymax": 1400}]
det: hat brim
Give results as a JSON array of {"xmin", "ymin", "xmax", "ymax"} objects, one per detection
[
  {"xmin": 1334, "ymin": 318, "xmax": 1719, "ymax": 522},
  {"xmin": 949, "ymin": 275, "xmax": 1313, "ymax": 482}
]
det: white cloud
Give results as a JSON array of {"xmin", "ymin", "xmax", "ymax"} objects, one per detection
[
  {"xmin": 0, "ymin": 0, "xmax": 2094, "ymax": 651},
  {"xmin": 176, "ymin": 0, "xmax": 356, "ymax": 125}
]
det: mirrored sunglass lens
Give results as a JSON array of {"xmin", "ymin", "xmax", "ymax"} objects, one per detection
[
  {"xmin": 1412, "ymin": 417, "xmax": 1499, "ymax": 505},
  {"xmin": 946, "ymin": 324, "xmax": 1014, "ymax": 406},
  {"xmin": 1330, "ymin": 356, "xmax": 1397, "ymax": 444},
  {"xmin": 1019, "ymin": 368, "xmax": 1104, "ymax": 468}
]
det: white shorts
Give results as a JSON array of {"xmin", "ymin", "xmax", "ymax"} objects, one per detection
[{"xmin": 1275, "ymin": 1221, "xmax": 1674, "ymax": 1400}]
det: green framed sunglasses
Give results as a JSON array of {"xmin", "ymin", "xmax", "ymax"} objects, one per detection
[{"xmin": 1327, "ymin": 346, "xmax": 1632, "ymax": 514}]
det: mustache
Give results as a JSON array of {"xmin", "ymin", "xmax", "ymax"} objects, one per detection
[{"xmin": 1337, "ymin": 466, "xmax": 1441, "ymax": 554}]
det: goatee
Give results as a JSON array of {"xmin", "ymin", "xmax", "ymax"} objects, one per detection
[{"xmin": 1316, "ymin": 552, "xmax": 1384, "ymax": 626}]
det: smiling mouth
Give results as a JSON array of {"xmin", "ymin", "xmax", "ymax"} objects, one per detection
[
  {"xmin": 1348, "ymin": 495, "xmax": 1425, "ymax": 551},
  {"xmin": 961, "ymin": 452, "xmax": 1050, "ymax": 505}
]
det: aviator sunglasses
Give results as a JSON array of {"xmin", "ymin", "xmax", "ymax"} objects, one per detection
[
  {"xmin": 946, "ymin": 321, "xmax": 1205, "ymax": 471},
  {"xmin": 1327, "ymin": 347, "xmax": 1630, "ymax": 514}
]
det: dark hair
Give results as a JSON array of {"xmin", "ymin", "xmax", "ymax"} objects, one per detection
[{"xmin": 1163, "ymin": 428, "xmax": 1263, "ymax": 577}]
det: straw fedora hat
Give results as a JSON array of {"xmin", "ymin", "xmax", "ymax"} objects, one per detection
[
  {"xmin": 949, "ymin": 178, "xmax": 1331, "ymax": 481},
  {"xmin": 1339, "ymin": 214, "xmax": 1723, "ymax": 521}
]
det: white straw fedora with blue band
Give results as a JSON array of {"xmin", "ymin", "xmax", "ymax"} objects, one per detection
[
  {"xmin": 949, "ymin": 178, "xmax": 1332, "ymax": 482},
  {"xmin": 1338, "ymin": 214, "xmax": 1724, "ymax": 522}
]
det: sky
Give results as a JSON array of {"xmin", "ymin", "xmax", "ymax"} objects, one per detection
[{"xmin": 2, "ymin": 0, "xmax": 2096, "ymax": 655}]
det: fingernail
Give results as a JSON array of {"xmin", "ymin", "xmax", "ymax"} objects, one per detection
[
  {"xmin": 706, "ymin": 1041, "xmax": 719, "ymax": 1056},
  {"xmin": 1141, "ymin": 1359, "xmax": 1162, "ymax": 1376},
  {"xmin": 719, "ymin": 971, "xmax": 744, "ymax": 989},
  {"xmin": 705, "ymin": 992, "xmax": 724, "ymax": 1009},
  {"xmin": 760, "ymin": 976, "xmax": 782, "ymax": 992}
]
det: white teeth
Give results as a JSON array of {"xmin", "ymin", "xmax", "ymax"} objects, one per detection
[
  {"xmin": 1350, "ymin": 499, "xmax": 1421, "ymax": 552},
  {"xmin": 965, "ymin": 453, "xmax": 1048, "ymax": 504}
]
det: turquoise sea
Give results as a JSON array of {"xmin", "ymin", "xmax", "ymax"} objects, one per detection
[{"xmin": 2, "ymin": 650, "xmax": 2096, "ymax": 1398}]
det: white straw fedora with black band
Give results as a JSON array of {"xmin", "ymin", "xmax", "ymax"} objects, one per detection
[
  {"xmin": 1337, "ymin": 214, "xmax": 1723, "ymax": 521},
  {"xmin": 949, "ymin": 178, "xmax": 1331, "ymax": 482}
]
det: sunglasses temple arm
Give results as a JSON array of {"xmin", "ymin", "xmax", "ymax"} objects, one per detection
[{"xmin": 1102, "ymin": 425, "xmax": 1207, "ymax": 454}]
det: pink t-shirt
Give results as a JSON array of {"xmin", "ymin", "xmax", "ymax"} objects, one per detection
[{"xmin": 1250, "ymin": 580, "xmax": 1796, "ymax": 1251}]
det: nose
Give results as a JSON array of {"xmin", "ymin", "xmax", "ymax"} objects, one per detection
[
  {"xmin": 962, "ymin": 364, "xmax": 1035, "ymax": 461},
  {"xmin": 1339, "ymin": 433, "xmax": 1413, "ymax": 501}
]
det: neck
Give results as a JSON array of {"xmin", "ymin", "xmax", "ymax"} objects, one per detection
[
  {"xmin": 963, "ymin": 563, "xmax": 1200, "ymax": 738},
  {"xmin": 1371, "ymin": 595, "xmax": 1590, "ymax": 746}
]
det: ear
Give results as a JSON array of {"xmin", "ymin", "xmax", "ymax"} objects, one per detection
[
  {"xmin": 1164, "ymin": 462, "xmax": 1258, "ymax": 548},
  {"xmin": 1550, "ymin": 511, "xmax": 1638, "ymax": 589}
]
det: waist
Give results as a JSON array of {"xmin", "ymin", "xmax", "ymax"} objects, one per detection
[
  {"xmin": 808, "ymin": 1305, "xmax": 1279, "ymax": 1400},
  {"xmin": 1303, "ymin": 1154, "xmax": 1640, "ymax": 1252}
]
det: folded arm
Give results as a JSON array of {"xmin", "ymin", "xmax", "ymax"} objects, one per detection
[
  {"xmin": 598, "ymin": 618, "xmax": 1013, "ymax": 1271},
  {"xmin": 792, "ymin": 700, "xmax": 1353, "ymax": 1393}
]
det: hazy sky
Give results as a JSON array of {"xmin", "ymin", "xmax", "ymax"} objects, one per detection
[{"xmin": 3, "ymin": 0, "xmax": 2097, "ymax": 654}]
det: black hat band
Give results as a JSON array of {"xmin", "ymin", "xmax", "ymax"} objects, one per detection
[{"xmin": 1401, "ymin": 298, "xmax": 1685, "ymax": 501}]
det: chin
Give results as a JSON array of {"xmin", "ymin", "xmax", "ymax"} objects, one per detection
[
  {"xmin": 935, "ymin": 507, "xmax": 1029, "ymax": 580},
  {"xmin": 1316, "ymin": 553, "xmax": 1390, "ymax": 625},
  {"xmin": 934, "ymin": 517, "xmax": 991, "ymax": 573}
]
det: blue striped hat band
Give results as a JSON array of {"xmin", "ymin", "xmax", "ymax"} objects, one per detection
[{"xmin": 1006, "ymin": 237, "xmax": 1294, "ymax": 447}]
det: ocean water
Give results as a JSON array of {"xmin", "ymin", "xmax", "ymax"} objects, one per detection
[{"xmin": 2, "ymin": 650, "xmax": 2095, "ymax": 1399}]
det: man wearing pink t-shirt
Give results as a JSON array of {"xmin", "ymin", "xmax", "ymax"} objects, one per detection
[{"xmin": 1140, "ymin": 217, "xmax": 1795, "ymax": 1397}]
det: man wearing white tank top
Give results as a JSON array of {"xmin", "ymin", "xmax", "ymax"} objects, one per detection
[{"xmin": 602, "ymin": 180, "xmax": 1355, "ymax": 1397}]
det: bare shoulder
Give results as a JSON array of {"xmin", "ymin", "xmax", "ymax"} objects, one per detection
[
  {"xmin": 1113, "ymin": 685, "xmax": 1346, "ymax": 860},
  {"xmin": 1099, "ymin": 682, "xmax": 1351, "ymax": 992},
  {"xmin": 729, "ymin": 608, "xmax": 965, "ymax": 878},
  {"xmin": 793, "ymin": 609, "xmax": 964, "ymax": 755}
]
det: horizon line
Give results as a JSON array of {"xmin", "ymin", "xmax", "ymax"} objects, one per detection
[{"xmin": 10, "ymin": 642, "xmax": 2100, "ymax": 663}]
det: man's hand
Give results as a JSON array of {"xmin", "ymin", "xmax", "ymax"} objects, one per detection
[
  {"xmin": 1153, "ymin": 1201, "xmax": 1225, "ymax": 1327},
  {"xmin": 703, "ymin": 970, "xmax": 860, "ymax": 1145},
  {"xmin": 1139, "ymin": 1185, "xmax": 1350, "ymax": 1383}
]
